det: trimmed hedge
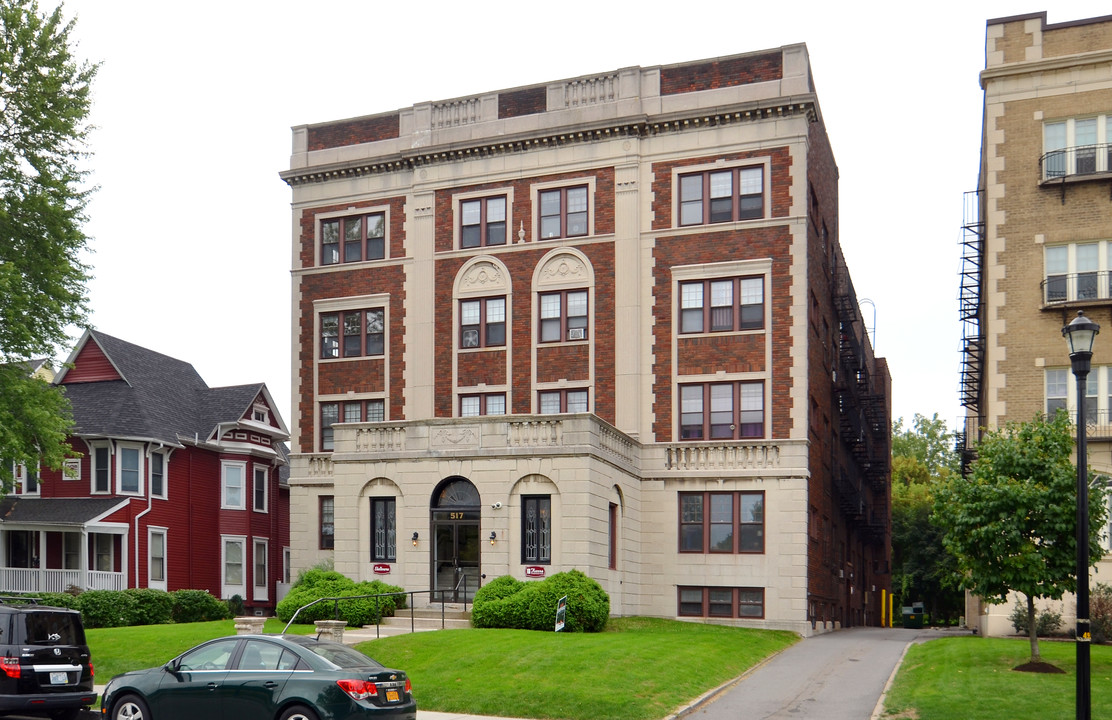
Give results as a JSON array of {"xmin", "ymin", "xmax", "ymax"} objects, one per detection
[
  {"xmin": 472, "ymin": 569, "xmax": 609, "ymax": 632},
  {"xmin": 275, "ymin": 569, "xmax": 406, "ymax": 627},
  {"xmin": 20, "ymin": 589, "xmax": 230, "ymax": 627}
]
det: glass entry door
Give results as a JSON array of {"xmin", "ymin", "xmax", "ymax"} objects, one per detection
[
  {"xmin": 432, "ymin": 519, "xmax": 479, "ymax": 602},
  {"xmin": 430, "ymin": 477, "xmax": 482, "ymax": 603}
]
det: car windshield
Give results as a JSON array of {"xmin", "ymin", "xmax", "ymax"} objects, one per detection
[
  {"xmin": 307, "ymin": 641, "xmax": 383, "ymax": 670},
  {"xmin": 23, "ymin": 612, "xmax": 83, "ymax": 645}
]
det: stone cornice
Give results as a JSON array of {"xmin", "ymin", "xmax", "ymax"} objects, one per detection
[
  {"xmin": 280, "ymin": 99, "xmax": 818, "ymax": 187},
  {"xmin": 980, "ymin": 48, "xmax": 1112, "ymax": 89}
]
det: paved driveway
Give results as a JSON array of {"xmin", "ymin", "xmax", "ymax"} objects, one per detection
[{"xmin": 684, "ymin": 626, "xmax": 957, "ymax": 720}]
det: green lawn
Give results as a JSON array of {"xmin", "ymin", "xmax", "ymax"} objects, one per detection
[
  {"xmin": 88, "ymin": 617, "xmax": 797, "ymax": 720},
  {"xmin": 881, "ymin": 636, "xmax": 1112, "ymax": 719}
]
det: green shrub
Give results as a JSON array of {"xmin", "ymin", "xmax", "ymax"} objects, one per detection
[
  {"xmin": 227, "ymin": 594, "xmax": 246, "ymax": 617},
  {"xmin": 275, "ymin": 571, "xmax": 405, "ymax": 627},
  {"xmin": 472, "ymin": 570, "xmax": 609, "ymax": 632},
  {"xmin": 79, "ymin": 590, "xmax": 137, "ymax": 628},
  {"xmin": 124, "ymin": 588, "xmax": 174, "ymax": 625},
  {"xmin": 171, "ymin": 590, "xmax": 232, "ymax": 623},
  {"xmin": 1009, "ymin": 599, "xmax": 1064, "ymax": 637},
  {"xmin": 1092, "ymin": 583, "xmax": 1112, "ymax": 644},
  {"xmin": 25, "ymin": 592, "xmax": 80, "ymax": 610}
]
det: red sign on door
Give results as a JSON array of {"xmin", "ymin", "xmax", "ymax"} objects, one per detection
[
  {"xmin": 525, "ymin": 566, "xmax": 546, "ymax": 578},
  {"xmin": 373, "ymin": 564, "xmax": 392, "ymax": 575}
]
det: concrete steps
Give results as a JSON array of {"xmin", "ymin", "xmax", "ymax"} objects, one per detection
[{"xmin": 342, "ymin": 605, "xmax": 472, "ymax": 642}]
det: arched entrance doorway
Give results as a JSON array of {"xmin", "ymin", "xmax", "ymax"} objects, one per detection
[{"xmin": 431, "ymin": 477, "xmax": 480, "ymax": 602}]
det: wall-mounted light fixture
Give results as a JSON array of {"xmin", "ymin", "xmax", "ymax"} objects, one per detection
[
  {"xmin": 489, "ymin": 531, "xmax": 497, "ymax": 546},
  {"xmin": 411, "ymin": 531, "xmax": 419, "ymax": 547}
]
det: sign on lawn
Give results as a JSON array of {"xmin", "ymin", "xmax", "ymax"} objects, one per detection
[{"xmin": 555, "ymin": 595, "xmax": 567, "ymax": 632}]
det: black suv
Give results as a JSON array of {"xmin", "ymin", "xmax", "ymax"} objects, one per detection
[{"xmin": 0, "ymin": 598, "xmax": 95, "ymax": 720}]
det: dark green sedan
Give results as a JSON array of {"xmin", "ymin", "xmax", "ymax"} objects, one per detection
[{"xmin": 99, "ymin": 634, "xmax": 415, "ymax": 720}]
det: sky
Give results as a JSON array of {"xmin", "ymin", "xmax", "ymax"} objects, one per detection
[{"xmin": 53, "ymin": 0, "xmax": 1112, "ymax": 436}]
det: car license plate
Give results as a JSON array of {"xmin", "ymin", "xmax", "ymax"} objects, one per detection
[
  {"xmin": 50, "ymin": 672, "xmax": 67, "ymax": 685},
  {"xmin": 386, "ymin": 689, "xmax": 400, "ymax": 703}
]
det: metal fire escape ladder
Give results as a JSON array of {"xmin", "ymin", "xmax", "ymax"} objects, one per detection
[{"xmin": 958, "ymin": 190, "xmax": 985, "ymax": 473}]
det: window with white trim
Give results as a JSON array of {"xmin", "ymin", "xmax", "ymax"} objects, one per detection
[
  {"xmin": 94, "ymin": 534, "xmax": 114, "ymax": 572},
  {"xmin": 222, "ymin": 462, "xmax": 246, "ymax": 510},
  {"xmin": 222, "ymin": 536, "xmax": 246, "ymax": 600},
  {"xmin": 117, "ymin": 444, "xmax": 143, "ymax": 495},
  {"xmin": 253, "ymin": 538, "xmax": 268, "ymax": 602},
  {"xmin": 93, "ymin": 446, "xmax": 110, "ymax": 493},
  {"xmin": 149, "ymin": 528, "xmax": 167, "ymax": 590},
  {"xmin": 253, "ymin": 466, "xmax": 268, "ymax": 513},
  {"xmin": 343, "ymin": 399, "xmax": 385, "ymax": 423},
  {"xmin": 150, "ymin": 451, "xmax": 166, "ymax": 499},
  {"xmin": 1045, "ymin": 366, "xmax": 1111, "ymax": 425},
  {"xmin": 539, "ymin": 186, "xmax": 588, "ymax": 239},
  {"xmin": 678, "ymin": 586, "xmax": 764, "ymax": 618},
  {"xmin": 320, "ymin": 308, "xmax": 385, "ymax": 359}
]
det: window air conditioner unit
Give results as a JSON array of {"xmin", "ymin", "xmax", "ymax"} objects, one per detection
[{"xmin": 568, "ymin": 328, "xmax": 585, "ymax": 340}]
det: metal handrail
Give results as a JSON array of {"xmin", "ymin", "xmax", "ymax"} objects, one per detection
[
  {"xmin": 281, "ymin": 582, "xmax": 474, "ymax": 637},
  {"xmin": 1040, "ymin": 143, "xmax": 1112, "ymax": 181},
  {"xmin": 1040, "ymin": 271, "xmax": 1112, "ymax": 305}
]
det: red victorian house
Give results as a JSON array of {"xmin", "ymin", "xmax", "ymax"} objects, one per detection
[{"xmin": 0, "ymin": 330, "xmax": 291, "ymax": 614}]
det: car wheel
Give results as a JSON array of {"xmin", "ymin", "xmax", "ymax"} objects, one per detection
[
  {"xmin": 50, "ymin": 710, "xmax": 80, "ymax": 720},
  {"xmin": 111, "ymin": 694, "xmax": 150, "ymax": 720},
  {"xmin": 278, "ymin": 704, "xmax": 320, "ymax": 720}
]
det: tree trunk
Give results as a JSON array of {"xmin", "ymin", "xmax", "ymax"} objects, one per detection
[{"xmin": 1027, "ymin": 594, "xmax": 1041, "ymax": 662}]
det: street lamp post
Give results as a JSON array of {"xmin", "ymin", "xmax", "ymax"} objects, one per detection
[{"xmin": 1063, "ymin": 310, "xmax": 1099, "ymax": 720}]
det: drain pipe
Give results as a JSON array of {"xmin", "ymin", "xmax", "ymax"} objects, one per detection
[{"xmin": 132, "ymin": 443, "xmax": 157, "ymax": 589}]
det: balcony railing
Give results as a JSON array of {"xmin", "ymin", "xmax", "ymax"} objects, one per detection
[
  {"xmin": 0, "ymin": 568, "xmax": 125, "ymax": 593},
  {"xmin": 1045, "ymin": 407, "xmax": 1112, "ymax": 440},
  {"xmin": 1040, "ymin": 143, "xmax": 1112, "ymax": 182},
  {"xmin": 1040, "ymin": 271, "xmax": 1112, "ymax": 306},
  {"xmin": 290, "ymin": 415, "xmax": 810, "ymax": 481}
]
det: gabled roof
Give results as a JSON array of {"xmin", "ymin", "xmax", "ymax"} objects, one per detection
[{"xmin": 54, "ymin": 330, "xmax": 289, "ymax": 451}]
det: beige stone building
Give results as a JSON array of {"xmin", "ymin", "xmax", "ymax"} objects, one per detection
[
  {"xmin": 965, "ymin": 11, "xmax": 1112, "ymax": 635},
  {"xmin": 282, "ymin": 45, "xmax": 890, "ymax": 636}
]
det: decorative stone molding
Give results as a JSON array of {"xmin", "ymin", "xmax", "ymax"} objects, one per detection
[
  {"xmin": 664, "ymin": 443, "xmax": 781, "ymax": 471},
  {"xmin": 234, "ymin": 616, "xmax": 265, "ymax": 635},
  {"xmin": 314, "ymin": 619, "xmax": 347, "ymax": 643}
]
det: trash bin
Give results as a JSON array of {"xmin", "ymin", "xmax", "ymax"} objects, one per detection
[{"xmin": 902, "ymin": 603, "xmax": 923, "ymax": 629}]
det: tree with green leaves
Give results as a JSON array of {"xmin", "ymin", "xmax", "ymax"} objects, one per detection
[
  {"xmin": 890, "ymin": 413, "xmax": 963, "ymax": 624},
  {"xmin": 0, "ymin": 0, "xmax": 96, "ymax": 489},
  {"xmin": 933, "ymin": 412, "xmax": 1109, "ymax": 665}
]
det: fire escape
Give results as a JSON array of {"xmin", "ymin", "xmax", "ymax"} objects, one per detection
[
  {"xmin": 832, "ymin": 247, "xmax": 890, "ymax": 544},
  {"xmin": 957, "ymin": 190, "xmax": 984, "ymax": 474}
]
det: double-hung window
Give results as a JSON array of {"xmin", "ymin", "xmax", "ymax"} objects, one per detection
[
  {"xmin": 460, "ymin": 297, "xmax": 506, "ymax": 348},
  {"xmin": 118, "ymin": 445, "xmax": 142, "ymax": 495},
  {"xmin": 222, "ymin": 536, "xmax": 246, "ymax": 599},
  {"xmin": 253, "ymin": 539, "xmax": 268, "ymax": 601},
  {"xmin": 93, "ymin": 446, "xmax": 110, "ymax": 493},
  {"xmin": 148, "ymin": 528, "xmax": 167, "ymax": 590},
  {"xmin": 539, "ymin": 389, "xmax": 588, "ymax": 414},
  {"xmin": 539, "ymin": 186, "xmax": 588, "ymax": 239},
  {"xmin": 679, "ymin": 277, "xmax": 764, "ymax": 333},
  {"xmin": 461, "ymin": 196, "xmax": 507, "ymax": 248},
  {"xmin": 460, "ymin": 393, "xmax": 506, "ymax": 417},
  {"xmin": 320, "ymin": 308, "xmax": 385, "ymax": 359},
  {"xmin": 321, "ymin": 212, "xmax": 386, "ymax": 265},
  {"xmin": 253, "ymin": 467, "xmax": 268, "ymax": 513},
  {"xmin": 1046, "ymin": 367, "xmax": 1102, "ymax": 425},
  {"xmin": 679, "ymin": 491, "xmax": 765, "ymax": 553},
  {"xmin": 680, "ymin": 382, "xmax": 764, "ymax": 440},
  {"xmin": 320, "ymin": 496, "xmax": 335, "ymax": 549},
  {"xmin": 679, "ymin": 166, "xmax": 764, "ymax": 225},
  {"xmin": 150, "ymin": 451, "xmax": 166, "ymax": 498},
  {"xmin": 522, "ymin": 495, "xmax": 552, "ymax": 563},
  {"xmin": 539, "ymin": 290, "xmax": 588, "ymax": 342},
  {"xmin": 222, "ymin": 462, "xmax": 246, "ymax": 510},
  {"xmin": 320, "ymin": 403, "xmax": 339, "ymax": 451},
  {"xmin": 370, "ymin": 498, "xmax": 396, "ymax": 562}
]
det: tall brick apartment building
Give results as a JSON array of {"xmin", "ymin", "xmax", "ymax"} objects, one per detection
[
  {"xmin": 282, "ymin": 45, "xmax": 890, "ymax": 634},
  {"xmin": 963, "ymin": 11, "xmax": 1112, "ymax": 635}
]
